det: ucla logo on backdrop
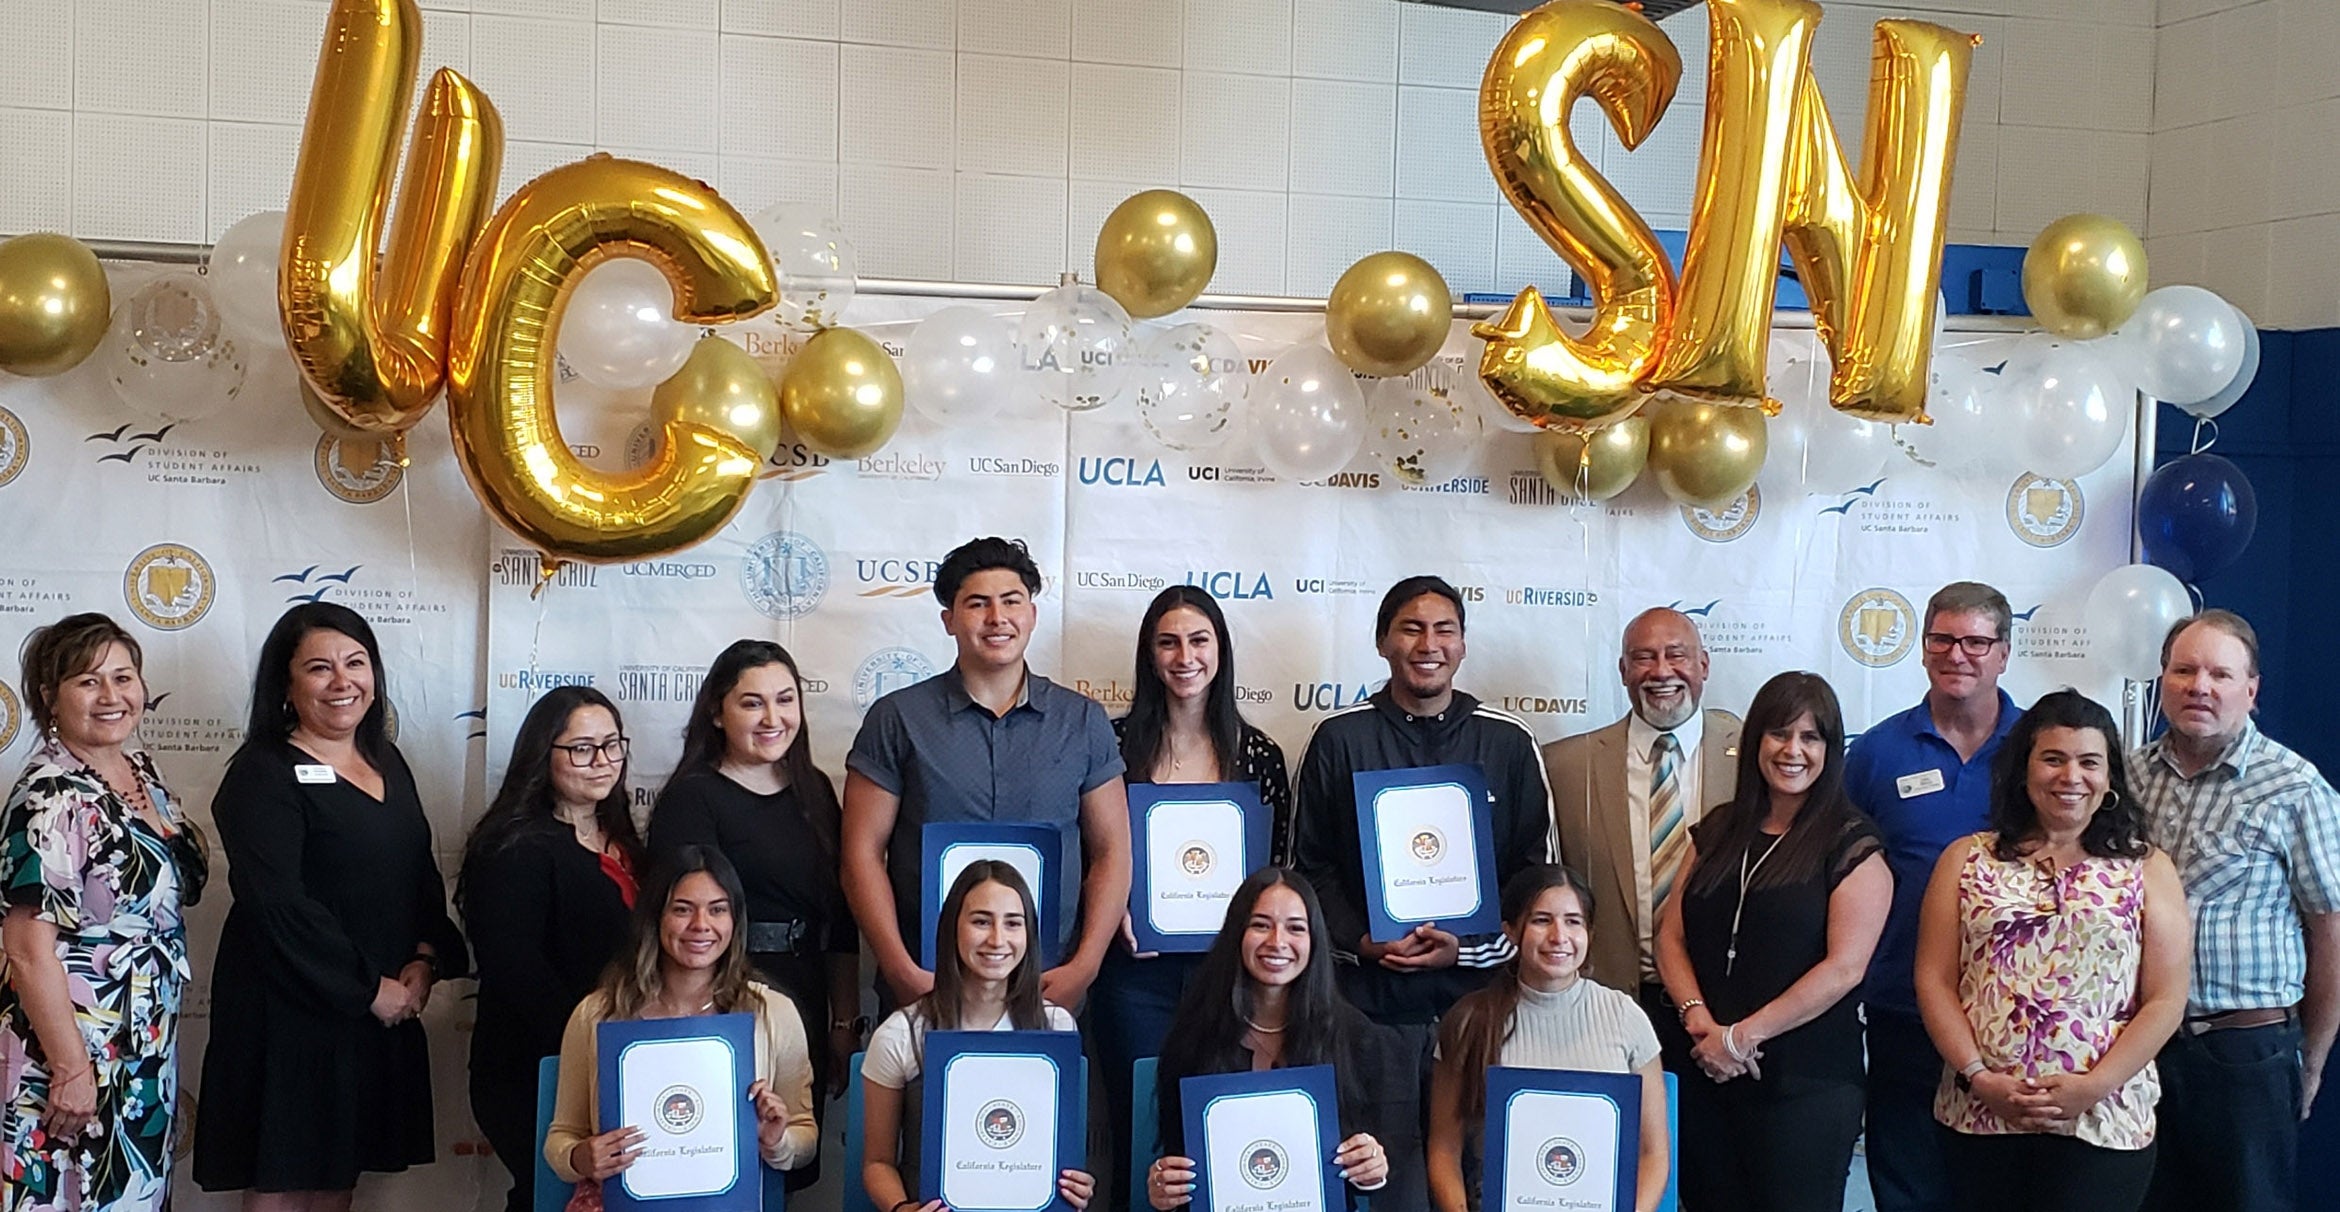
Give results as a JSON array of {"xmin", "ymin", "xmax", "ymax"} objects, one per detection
[
  {"xmin": 123, "ymin": 544, "xmax": 215, "ymax": 631},
  {"xmin": 741, "ymin": 531, "xmax": 829, "ymax": 620},
  {"xmin": 1537, "ymin": 1138, "xmax": 1586, "ymax": 1187},
  {"xmin": 977, "ymin": 1100, "xmax": 1025, "ymax": 1149},
  {"xmin": 2005, "ymin": 474, "xmax": 2083, "ymax": 548},
  {"xmin": 1682, "ymin": 485, "xmax": 1761, "ymax": 542},
  {"xmin": 1241, "ymin": 1141, "xmax": 1288, "ymax": 1189},
  {"xmin": 0, "ymin": 679, "xmax": 20, "ymax": 753},
  {"xmin": 854, "ymin": 647, "xmax": 937, "ymax": 711},
  {"xmin": 0, "ymin": 406, "xmax": 29, "ymax": 489},
  {"xmin": 312, "ymin": 434, "xmax": 403, "ymax": 504},
  {"xmin": 655, "ymin": 1085, "xmax": 703, "ymax": 1135},
  {"xmin": 857, "ymin": 558, "xmax": 942, "ymax": 600},
  {"xmin": 1293, "ymin": 679, "xmax": 1379, "ymax": 712},
  {"xmin": 1077, "ymin": 455, "xmax": 1167, "ymax": 487},
  {"xmin": 1186, "ymin": 571, "xmax": 1273, "ymax": 601},
  {"xmin": 1839, "ymin": 587, "xmax": 1918, "ymax": 667}
]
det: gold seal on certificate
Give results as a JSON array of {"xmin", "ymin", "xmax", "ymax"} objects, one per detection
[
  {"xmin": 615, "ymin": 1037, "xmax": 742, "ymax": 1199},
  {"xmin": 938, "ymin": 1053, "xmax": 1062, "ymax": 1210},
  {"xmin": 1127, "ymin": 782, "xmax": 1271, "ymax": 952},
  {"xmin": 1354, "ymin": 764, "xmax": 1502, "ymax": 939}
]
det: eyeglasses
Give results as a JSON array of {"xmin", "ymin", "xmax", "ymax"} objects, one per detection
[
  {"xmin": 556, "ymin": 737, "xmax": 630, "ymax": 767},
  {"xmin": 1922, "ymin": 633, "xmax": 2002, "ymax": 657}
]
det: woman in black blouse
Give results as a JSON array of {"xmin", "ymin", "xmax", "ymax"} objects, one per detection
[
  {"xmin": 457, "ymin": 686, "xmax": 646, "ymax": 1212},
  {"xmin": 193, "ymin": 602, "xmax": 469, "ymax": 1207},
  {"xmin": 1095, "ymin": 585, "xmax": 1290, "ymax": 1210},
  {"xmin": 648, "ymin": 639, "xmax": 856, "ymax": 1169}
]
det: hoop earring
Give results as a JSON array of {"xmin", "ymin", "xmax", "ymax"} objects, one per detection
[{"xmin": 2100, "ymin": 788, "xmax": 2120, "ymax": 812}]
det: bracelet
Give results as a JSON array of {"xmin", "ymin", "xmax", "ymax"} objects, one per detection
[
  {"xmin": 892, "ymin": 1200, "xmax": 921, "ymax": 1212},
  {"xmin": 1674, "ymin": 999, "xmax": 1705, "ymax": 1025},
  {"xmin": 1724, "ymin": 1023, "xmax": 1751, "ymax": 1062},
  {"xmin": 1958, "ymin": 1058, "xmax": 1988, "ymax": 1077}
]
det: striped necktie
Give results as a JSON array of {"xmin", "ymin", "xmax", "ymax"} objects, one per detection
[{"xmin": 1650, "ymin": 732, "xmax": 1686, "ymax": 910}]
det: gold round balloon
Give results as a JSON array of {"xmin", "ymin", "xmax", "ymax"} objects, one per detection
[
  {"xmin": 2022, "ymin": 213, "xmax": 2148, "ymax": 341},
  {"xmin": 655, "ymin": 336, "xmax": 782, "ymax": 463},
  {"xmin": 1645, "ymin": 397, "xmax": 1767, "ymax": 508},
  {"xmin": 1326, "ymin": 252, "xmax": 1453, "ymax": 378},
  {"xmin": 0, "ymin": 233, "xmax": 111, "ymax": 377},
  {"xmin": 1095, "ymin": 190, "xmax": 1218, "ymax": 319},
  {"xmin": 1533, "ymin": 417, "xmax": 1650, "ymax": 502},
  {"xmin": 780, "ymin": 327, "xmax": 903, "ymax": 459}
]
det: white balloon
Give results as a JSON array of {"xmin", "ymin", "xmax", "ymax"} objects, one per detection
[
  {"xmin": 207, "ymin": 210, "xmax": 284, "ymax": 347},
  {"xmin": 903, "ymin": 306, "xmax": 1020, "ymax": 427},
  {"xmin": 552, "ymin": 354, "xmax": 656, "ymax": 473},
  {"xmin": 101, "ymin": 273, "xmax": 247, "ymax": 422},
  {"xmin": 1253, "ymin": 345, "xmax": 1366, "ymax": 483},
  {"xmin": 1134, "ymin": 322, "xmax": 1247, "ymax": 451},
  {"xmin": 1897, "ymin": 346, "xmax": 2000, "ymax": 478},
  {"xmin": 2005, "ymin": 335, "xmax": 2129, "ymax": 480},
  {"xmin": 2086, "ymin": 563, "xmax": 2192, "ymax": 681},
  {"xmin": 559, "ymin": 258, "xmax": 695, "ymax": 390},
  {"xmin": 1365, "ymin": 373, "xmax": 1482, "ymax": 486},
  {"xmin": 1019, "ymin": 284, "xmax": 1134, "ymax": 412},
  {"xmin": 1762, "ymin": 341, "xmax": 1892, "ymax": 493},
  {"xmin": 2176, "ymin": 309, "xmax": 2259, "ymax": 420},
  {"xmin": 749, "ymin": 204, "xmax": 858, "ymax": 332},
  {"xmin": 2123, "ymin": 285, "xmax": 2246, "ymax": 406}
]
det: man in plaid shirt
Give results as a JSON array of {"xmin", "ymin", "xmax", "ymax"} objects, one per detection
[{"xmin": 2133, "ymin": 610, "xmax": 2340, "ymax": 1212}]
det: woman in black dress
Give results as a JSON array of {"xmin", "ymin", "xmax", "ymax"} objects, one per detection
[
  {"xmin": 457, "ymin": 686, "xmax": 645, "ymax": 1212},
  {"xmin": 648, "ymin": 640, "xmax": 856, "ymax": 1147},
  {"xmin": 193, "ymin": 602, "xmax": 468, "ymax": 1210},
  {"xmin": 1653, "ymin": 671, "xmax": 1892, "ymax": 1212}
]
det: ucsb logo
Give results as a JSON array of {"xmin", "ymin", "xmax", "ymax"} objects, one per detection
[
  {"xmin": 1186, "ymin": 572, "xmax": 1273, "ymax": 601},
  {"xmin": 1293, "ymin": 682, "xmax": 1377, "ymax": 711},
  {"xmin": 1077, "ymin": 457, "xmax": 1166, "ymax": 487}
]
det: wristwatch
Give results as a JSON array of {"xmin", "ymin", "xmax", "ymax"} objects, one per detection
[
  {"xmin": 832, "ymin": 1014, "xmax": 873, "ymax": 1038},
  {"xmin": 1953, "ymin": 1059, "xmax": 1987, "ymax": 1092}
]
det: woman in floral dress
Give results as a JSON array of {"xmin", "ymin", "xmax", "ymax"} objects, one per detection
[{"xmin": 0, "ymin": 614, "xmax": 194, "ymax": 1212}]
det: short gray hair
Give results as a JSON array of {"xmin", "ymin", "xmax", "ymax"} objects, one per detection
[{"xmin": 1923, "ymin": 581, "xmax": 2013, "ymax": 641}]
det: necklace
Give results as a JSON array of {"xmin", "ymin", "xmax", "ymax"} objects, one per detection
[
  {"xmin": 1241, "ymin": 1016, "xmax": 1286, "ymax": 1034},
  {"xmin": 1725, "ymin": 832, "xmax": 1789, "ymax": 976}
]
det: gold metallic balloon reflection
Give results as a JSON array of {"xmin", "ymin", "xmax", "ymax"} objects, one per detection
[
  {"xmin": 780, "ymin": 327, "xmax": 904, "ymax": 460},
  {"xmin": 1326, "ymin": 252, "xmax": 1453, "ymax": 379},
  {"xmin": 1645, "ymin": 398, "xmax": 1767, "ymax": 507},
  {"xmin": 1533, "ymin": 416, "xmax": 1650, "ymax": 502},
  {"xmin": 0, "ymin": 233, "xmax": 110, "ymax": 377},
  {"xmin": 2022, "ymin": 214, "xmax": 2148, "ymax": 341},
  {"xmin": 1095, "ymin": 190, "xmax": 1218, "ymax": 319},
  {"xmin": 656, "ymin": 337, "xmax": 783, "ymax": 464}
]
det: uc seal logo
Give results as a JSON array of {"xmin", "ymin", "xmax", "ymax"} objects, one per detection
[
  {"xmin": 2006, "ymin": 474, "xmax": 2083, "ymax": 548},
  {"xmin": 0, "ymin": 405, "xmax": 29, "ymax": 489},
  {"xmin": 1680, "ymin": 485, "xmax": 1761, "ymax": 543},
  {"xmin": 124, "ymin": 544, "xmax": 216, "ymax": 631},
  {"xmin": 741, "ymin": 531, "xmax": 829, "ymax": 620},
  {"xmin": 977, "ymin": 1100, "xmax": 1024, "ymax": 1148},
  {"xmin": 313, "ymin": 434, "xmax": 402, "ymax": 504},
  {"xmin": 654, "ymin": 1085, "xmax": 703, "ymax": 1134},
  {"xmin": 854, "ymin": 647, "xmax": 936, "ymax": 711},
  {"xmin": 1537, "ymin": 1138, "xmax": 1585, "ymax": 1186},
  {"xmin": 0, "ymin": 680, "xmax": 20, "ymax": 753},
  {"xmin": 1241, "ymin": 1140, "xmax": 1287, "ymax": 1189},
  {"xmin": 1409, "ymin": 828, "xmax": 1446, "ymax": 864},
  {"xmin": 1839, "ymin": 587, "xmax": 1917, "ymax": 667}
]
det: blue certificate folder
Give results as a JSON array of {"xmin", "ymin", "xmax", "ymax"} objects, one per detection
[
  {"xmin": 1352, "ymin": 764, "xmax": 1501, "ymax": 941},
  {"xmin": 921, "ymin": 823, "xmax": 1063, "ymax": 968},
  {"xmin": 1180, "ymin": 1065, "xmax": 1347, "ymax": 1212},
  {"xmin": 1481, "ymin": 1068, "xmax": 1640, "ymax": 1212},
  {"xmin": 596, "ymin": 1012, "xmax": 762, "ymax": 1212},
  {"xmin": 1126, "ymin": 781, "xmax": 1271, "ymax": 953},
  {"xmin": 920, "ymin": 1029, "xmax": 1086, "ymax": 1212}
]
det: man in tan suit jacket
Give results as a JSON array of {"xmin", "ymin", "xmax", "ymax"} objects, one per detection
[{"xmin": 1544, "ymin": 607, "xmax": 1741, "ymax": 1001}]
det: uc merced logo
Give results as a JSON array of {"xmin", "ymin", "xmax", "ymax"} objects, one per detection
[
  {"xmin": 0, "ymin": 679, "xmax": 20, "ymax": 753},
  {"xmin": 855, "ymin": 647, "xmax": 937, "ymax": 712},
  {"xmin": 977, "ymin": 1099, "xmax": 1024, "ymax": 1149},
  {"xmin": 1241, "ymin": 1139, "xmax": 1287, "ymax": 1189},
  {"xmin": 741, "ymin": 531, "xmax": 829, "ymax": 620},
  {"xmin": 124, "ymin": 544, "xmax": 217, "ymax": 632},
  {"xmin": 1537, "ymin": 1137, "xmax": 1585, "ymax": 1186},
  {"xmin": 0, "ymin": 405, "xmax": 28, "ymax": 489},
  {"xmin": 654, "ymin": 1084, "xmax": 703, "ymax": 1134},
  {"xmin": 1839, "ymin": 587, "xmax": 1917, "ymax": 668},
  {"xmin": 1680, "ymin": 485, "xmax": 1761, "ymax": 543},
  {"xmin": 2005, "ymin": 473, "xmax": 2083, "ymax": 548},
  {"xmin": 313, "ymin": 434, "xmax": 403, "ymax": 505}
]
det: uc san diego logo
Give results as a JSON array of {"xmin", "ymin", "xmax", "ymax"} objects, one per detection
[
  {"xmin": 2006, "ymin": 474, "xmax": 2083, "ymax": 548},
  {"xmin": 124, "ymin": 544, "xmax": 216, "ymax": 631},
  {"xmin": 854, "ymin": 647, "xmax": 936, "ymax": 711},
  {"xmin": 0, "ymin": 680, "xmax": 20, "ymax": 753},
  {"xmin": 655, "ymin": 1085, "xmax": 703, "ymax": 1134},
  {"xmin": 0, "ymin": 406, "xmax": 28, "ymax": 489},
  {"xmin": 313, "ymin": 434, "xmax": 403, "ymax": 504},
  {"xmin": 1409, "ymin": 828, "xmax": 1446, "ymax": 865},
  {"xmin": 741, "ymin": 531, "xmax": 829, "ymax": 620},
  {"xmin": 1537, "ymin": 1138, "xmax": 1585, "ymax": 1186},
  {"xmin": 977, "ymin": 1099, "xmax": 1025, "ymax": 1148},
  {"xmin": 1681, "ymin": 485, "xmax": 1761, "ymax": 543},
  {"xmin": 1839, "ymin": 587, "xmax": 1917, "ymax": 667},
  {"xmin": 1241, "ymin": 1140, "xmax": 1288, "ymax": 1189},
  {"xmin": 1178, "ymin": 841, "xmax": 1215, "ymax": 878}
]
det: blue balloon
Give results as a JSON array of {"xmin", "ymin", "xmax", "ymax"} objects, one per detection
[{"xmin": 2138, "ymin": 453, "xmax": 2257, "ymax": 583}]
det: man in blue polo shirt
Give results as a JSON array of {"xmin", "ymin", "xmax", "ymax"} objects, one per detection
[
  {"xmin": 841, "ymin": 536, "xmax": 1132, "ymax": 1010},
  {"xmin": 1841, "ymin": 580, "xmax": 2023, "ymax": 1212}
]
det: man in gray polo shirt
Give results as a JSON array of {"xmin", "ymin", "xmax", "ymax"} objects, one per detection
[{"xmin": 842, "ymin": 536, "xmax": 1132, "ymax": 1011}]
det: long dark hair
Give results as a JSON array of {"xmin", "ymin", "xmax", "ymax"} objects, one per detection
[
  {"xmin": 667, "ymin": 639, "xmax": 839, "ymax": 859},
  {"xmin": 595, "ymin": 845, "xmax": 761, "ymax": 1022},
  {"xmin": 1155, "ymin": 867, "xmax": 1357, "ymax": 1150},
  {"xmin": 1437, "ymin": 865, "xmax": 1595, "ymax": 1127},
  {"xmin": 240, "ymin": 602, "xmax": 392, "ymax": 768},
  {"xmin": 457, "ymin": 687, "xmax": 646, "ymax": 920},
  {"xmin": 1989, "ymin": 689, "xmax": 2148, "ymax": 861},
  {"xmin": 915, "ymin": 860, "xmax": 1048, "ymax": 1033},
  {"xmin": 1120, "ymin": 585, "xmax": 1245, "ymax": 782},
  {"xmin": 1687, "ymin": 671, "xmax": 1856, "ymax": 895}
]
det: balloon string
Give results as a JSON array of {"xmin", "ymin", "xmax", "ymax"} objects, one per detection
[
  {"xmin": 1573, "ymin": 442, "xmax": 1592, "ymax": 507},
  {"xmin": 2191, "ymin": 417, "xmax": 2219, "ymax": 455},
  {"xmin": 526, "ymin": 561, "xmax": 553, "ymax": 676}
]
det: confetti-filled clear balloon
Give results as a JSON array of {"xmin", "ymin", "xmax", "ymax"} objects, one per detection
[
  {"xmin": 1252, "ymin": 344, "xmax": 1365, "ymax": 483},
  {"xmin": 1366, "ymin": 373, "xmax": 1481, "ymax": 486},
  {"xmin": 102, "ymin": 273, "xmax": 247, "ymax": 421},
  {"xmin": 751, "ymin": 204, "xmax": 858, "ymax": 332},
  {"xmin": 1019, "ymin": 284, "xmax": 1134, "ymax": 412},
  {"xmin": 1135, "ymin": 322, "xmax": 1247, "ymax": 451},
  {"xmin": 558, "ymin": 258, "xmax": 696, "ymax": 390},
  {"xmin": 206, "ymin": 209, "xmax": 285, "ymax": 347},
  {"xmin": 903, "ymin": 306, "xmax": 1021, "ymax": 427}
]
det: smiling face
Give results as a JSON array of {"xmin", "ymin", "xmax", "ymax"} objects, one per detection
[
  {"xmin": 549, "ymin": 703, "xmax": 624, "ymax": 811},
  {"xmin": 1758, "ymin": 711, "xmax": 1826, "ymax": 804},
  {"xmin": 944, "ymin": 568, "xmax": 1038, "ymax": 674},
  {"xmin": 2160, "ymin": 622, "xmax": 2258, "ymax": 746},
  {"xmin": 1509, "ymin": 883, "xmax": 1589, "ymax": 990},
  {"xmin": 287, "ymin": 627, "xmax": 375, "ymax": 741},
  {"xmin": 717, "ymin": 661, "xmax": 800, "ymax": 766},
  {"xmin": 1920, "ymin": 606, "xmax": 2010, "ymax": 706},
  {"xmin": 1150, "ymin": 605, "xmax": 1221, "ymax": 703},
  {"xmin": 2025, "ymin": 724, "xmax": 2111, "ymax": 837},
  {"xmin": 47, "ymin": 641, "xmax": 145, "ymax": 753},
  {"xmin": 1619, "ymin": 609, "xmax": 1708, "ymax": 730},
  {"xmin": 1379, "ymin": 593, "xmax": 1465, "ymax": 708},
  {"xmin": 659, "ymin": 871, "xmax": 734, "ymax": 973},
  {"xmin": 956, "ymin": 879, "xmax": 1028, "ymax": 984},
  {"xmin": 1241, "ymin": 883, "xmax": 1312, "ymax": 988}
]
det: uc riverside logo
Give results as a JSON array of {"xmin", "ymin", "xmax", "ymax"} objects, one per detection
[
  {"xmin": 1241, "ymin": 1140, "xmax": 1287, "ymax": 1189},
  {"xmin": 1839, "ymin": 587, "xmax": 1917, "ymax": 667},
  {"xmin": 977, "ymin": 1100, "xmax": 1025, "ymax": 1148},
  {"xmin": 1537, "ymin": 1137, "xmax": 1585, "ymax": 1186},
  {"xmin": 313, "ymin": 434, "xmax": 403, "ymax": 504},
  {"xmin": 2005, "ymin": 474, "xmax": 2083, "ymax": 548},
  {"xmin": 0, "ymin": 405, "xmax": 29, "ymax": 489},
  {"xmin": 0, "ymin": 679, "xmax": 19, "ymax": 753},
  {"xmin": 124, "ymin": 544, "xmax": 216, "ymax": 631},
  {"xmin": 1681, "ymin": 485, "xmax": 1761, "ymax": 543},
  {"xmin": 741, "ymin": 531, "xmax": 829, "ymax": 620},
  {"xmin": 654, "ymin": 1085, "xmax": 703, "ymax": 1134}
]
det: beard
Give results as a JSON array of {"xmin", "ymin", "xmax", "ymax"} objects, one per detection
[{"xmin": 1631, "ymin": 681, "xmax": 1696, "ymax": 730}]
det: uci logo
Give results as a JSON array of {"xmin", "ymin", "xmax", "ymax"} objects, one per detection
[
  {"xmin": 1077, "ymin": 456, "xmax": 1166, "ymax": 487},
  {"xmin": 1185, "ymin": 572, "xmax": 1272, "ymax": 601}
]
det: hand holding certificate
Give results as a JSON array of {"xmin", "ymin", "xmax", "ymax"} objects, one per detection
[
  {"xmin": 1175, "ymin": 1066, "xmax": 1351, "ymax": 1212},
  {"xmin": 596, "ymin": 1013, "xmax": 762, "ymax": 1212},
  {"xmin": 1352, "ymin": 764, "xmax": 1502, "ymax": 942},
  {"xmin": 920, "ymin": 1030, "xmax": 1088, "ymax": 1212}
]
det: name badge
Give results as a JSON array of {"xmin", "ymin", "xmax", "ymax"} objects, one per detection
[
  {"xmin": 1896, "ymin": 769, "xmax": 1946, "ymax": 798},
  {"xmin": 294, "ymin": 764, "xmax": 337, "ymax": 785}
]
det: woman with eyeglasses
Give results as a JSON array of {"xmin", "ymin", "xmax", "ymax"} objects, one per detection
[
  {"xmin": 457, "ymin": 687, "xmax": 646, "ymax": 1212},
  {"xmin": 650, "ymin": 640, "xmax": 858, "ymax": 1162}
]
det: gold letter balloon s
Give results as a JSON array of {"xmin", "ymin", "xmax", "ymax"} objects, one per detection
[{"xmin": 280, "ymin": 0, "xmax": 502, "ymax": 457}]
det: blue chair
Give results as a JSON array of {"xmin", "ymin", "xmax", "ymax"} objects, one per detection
[
  {"xmin": 534, "ymin": 1055, "xmax": 570, "ymax": 1212},
  {"xmin": 844, "ymin": 1051, "xmax": 874, "ymax": 1212},
  {"xmin": 1129, "ymin": 1057, "xmax": 1160, "ymax": 1212},
  {"xmin": 1656, "ymin": 1071, "xmax": 1681, "ymax": 1212}
]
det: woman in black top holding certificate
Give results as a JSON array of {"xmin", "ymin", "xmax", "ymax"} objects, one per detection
[
  {"xmin": 1098, "ymin": 586, "xmax": 1291, "ymax": 1209},
  {"xmin": 1146, "ymin": 867, "xmax": 1400, "ymax": 1210}
]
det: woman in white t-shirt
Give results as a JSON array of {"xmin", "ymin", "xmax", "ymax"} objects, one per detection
[
  {"xmin": 1427, "ymin": 865, "xmax": 1670, "ymax": 1212},
  {"xmin": 860, "ymin": 861, "xmax": 1092, "ymax": 1212}
]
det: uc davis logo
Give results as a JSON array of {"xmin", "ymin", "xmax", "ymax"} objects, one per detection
[
  {"xmin": 1839, "ymin": 587, "xmax": 1917, "ymax": 667},
  {"xmin": 855, "ymin": 647, "xmax": 937, "ymax": 711},
  {"xmin": 124, "ymin": 544, "xmax": 216, "ymax": 631},
  {"xmin": 0, "ymin": 405, "xmax": 28, "ymax": 489},
  {"xmin": 0, "ymin": 679, "xmax": 19, "ymax": 753},
  {"xmin": 2005, "ymin": 473, "xmax": 2083, "ymax": 548},
  {"xmin": 1681, "ymin": 485, "xmax": 1761, "ymax": 542},
  {"xmin": 313, "ymin": 434, "xmax": 403, "ymax": 504},
  {"xmin": 741, "ymin": 531, "xmax": 829, "ymax": 620}
]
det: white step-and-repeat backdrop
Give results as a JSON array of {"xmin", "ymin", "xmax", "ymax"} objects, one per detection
[{"xmin": 0, "ymin": 269, "xmax": 2130, "ymax": 1210}]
